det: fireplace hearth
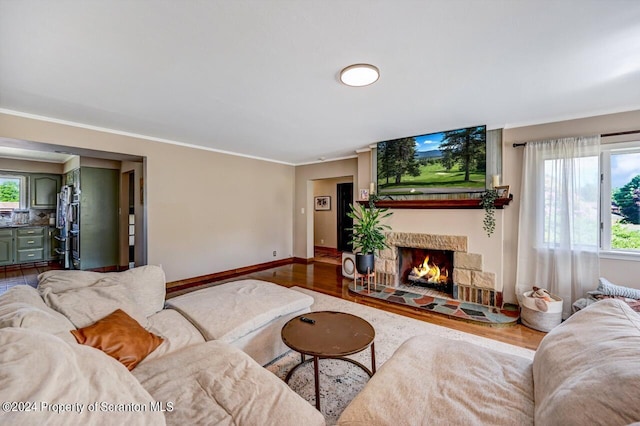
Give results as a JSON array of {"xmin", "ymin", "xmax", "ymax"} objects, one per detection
[{"xmin": 375, "ymin": 232, "xmax": 502, "ymax": 308}]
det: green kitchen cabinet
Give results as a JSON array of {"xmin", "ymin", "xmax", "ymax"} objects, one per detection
[
  {"xmin": 0, "ymin": 229, "xmax": 14, "ymax": 266},
  {"xmin": 30, "ymin": 174, "xmax": 62, "ymax": 209},
  {"xmin": 16, "ymin": 227, "xmax": 45, "ymax": 263},
  {"xmin": 0, "ymin": 226, "xmax": 52, "ymax": 265}
]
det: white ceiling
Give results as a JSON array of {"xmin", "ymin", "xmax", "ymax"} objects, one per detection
[
  {"xmin": 1, "ymin": 1, "xmax": 640, "ymax": 165},
  {"xmin": 0, "ymin": 146, "xmax": 73, "ymax": 163}
]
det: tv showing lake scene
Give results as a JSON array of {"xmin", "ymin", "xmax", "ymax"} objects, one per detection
[{"xmin": 376, "ymin": 125, "xmax": 486, "ymax": 196}]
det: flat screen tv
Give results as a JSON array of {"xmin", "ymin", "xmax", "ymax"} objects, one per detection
[{"xmin": 376, "ymin": 124, "xmax": 486, "ymax": 197}]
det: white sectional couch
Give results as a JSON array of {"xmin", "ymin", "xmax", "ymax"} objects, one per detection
[
  {"xmin": 165, "ymin": 278, "xmax": 313, "ymax": 366},
  {"xmin": 337, "ymin": 298, "xmax": 640, "ymax": 425},
  {"xmin": 0, "ymin": 266, "xmax": 324, "ymax": 426}
]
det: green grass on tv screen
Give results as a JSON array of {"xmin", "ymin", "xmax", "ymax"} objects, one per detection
[{"xmin": 378, "ymin": 162, "xmax": 485, "ymax": 192}]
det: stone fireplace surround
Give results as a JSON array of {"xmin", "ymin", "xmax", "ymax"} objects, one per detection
[{"xmin": 375, "ymin": 232, "xmax": 503, "ymax": 308}]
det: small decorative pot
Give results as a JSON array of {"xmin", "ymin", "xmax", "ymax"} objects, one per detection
[{"xmin": 355, "ymin": 253, "xmax": 375, "ymax": 274}]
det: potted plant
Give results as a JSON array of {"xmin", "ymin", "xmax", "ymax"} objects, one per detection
[{"xmin": 347, "ymin": 197, "xmax": 393, "ymax": 274}]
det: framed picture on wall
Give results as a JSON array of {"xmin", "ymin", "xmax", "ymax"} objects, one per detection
[
  {"xmin": 314, "ymin": 196, "xmax": 331, "ymax": 211},
  {"xmin": 495, "ymin": 185, "xmax": 510, "ymax": 198}
]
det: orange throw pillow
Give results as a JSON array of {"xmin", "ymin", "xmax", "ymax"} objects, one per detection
[{"xmin": 71, "ymin": 309, "xmax": 163, "ymax": 371}]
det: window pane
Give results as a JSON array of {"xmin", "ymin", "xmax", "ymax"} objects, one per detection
[
  {"xmin": 0, "ymin": 177, "xmax": 21, "ymax": 211},
  {"xmin": 610, "ymin": 152, "xmax": 640, "ymax": 251},
  {"xmin": 543, "ymin": 156, "xmax": 599, "ymax": 247}
]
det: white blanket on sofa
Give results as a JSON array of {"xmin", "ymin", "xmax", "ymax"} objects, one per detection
[
  {"xmin": 165, "ymin": 279, "xmax": 313, "ymax": 342},
  {"xmin": 337, "ymin": 334, "xmax": 534, "ymax": 426},
  {"xmin": 132, "ymin": 340, "xmax": 325, "ymax": 426},
  {"xmin": 533, "ymin": 299, "xmax": 640, "ymax": 425},
  {"xmin": 0, "ymin": 328, "xmax": 165, "ymax": 426}
]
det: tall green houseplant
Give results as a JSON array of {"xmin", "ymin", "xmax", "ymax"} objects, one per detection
[{"xmin": 347, "ymin": 197, "xmax": 393, "ymax": 274}]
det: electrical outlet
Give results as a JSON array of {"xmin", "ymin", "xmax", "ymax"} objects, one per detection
[
  {"xmin": 320, "ymin": 239, "xmax": 324, "ymax": 244},
  {"xmin": 272, "ymin": 250, "xmax": 277, "ymax": 257}
]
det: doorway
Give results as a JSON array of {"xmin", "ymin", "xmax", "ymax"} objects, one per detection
[
  {"xmin": 311, "ymin": 176, "xmax": 353, "ymax": 264},
  {"xmin": 119, "ymin": 161, "xmax": 145, "ymax": 269},
  {"xmin": 337, "ymin": 182, "xmax": 353, "ymax": 252},
  {"xmin": 126, "ymin": 172, "xmax": 135, "ymax": 268}
]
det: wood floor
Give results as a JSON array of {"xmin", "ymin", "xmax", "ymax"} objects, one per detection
[
  {"xmin": 0, "ymin": 262, "xmax": 62, "ymax": 295},
  {"xmin": 168, "ymin": 261, "xmax": 546, "ymax": 351},
  {"xmin": 0, "ymin": 259, "xmax": 545, "ymax": 350},
  {"xmin": 0, "ymin": 261, "xmax": 122, "ymax": 296}
]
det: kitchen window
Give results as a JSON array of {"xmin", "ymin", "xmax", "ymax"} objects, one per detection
[
  {"xmin": 0, "ymin": 174, "xmax": 27, "ymax": 212},
  {"xmin": 600, "ymin": 142, "xmax": 640, "ymax": 256}
]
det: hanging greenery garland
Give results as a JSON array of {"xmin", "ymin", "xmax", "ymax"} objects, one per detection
[{"xmin": 480, "ymin": 189, "xmax": 499, "ymax": 237}]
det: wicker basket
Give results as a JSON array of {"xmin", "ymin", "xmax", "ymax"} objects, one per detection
[{"xmin": 520, "ymin": 291, "xmax": 563, "ymax": 332}]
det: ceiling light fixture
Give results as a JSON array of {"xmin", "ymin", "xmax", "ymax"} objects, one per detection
[{"xmin": 339, "ymin": 64, "xmax": 380, "ymax": 87}]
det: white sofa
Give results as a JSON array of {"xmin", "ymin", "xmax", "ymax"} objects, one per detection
[
  {"xmin": 337, "ymin": 298, "xmax": 640, "ymax": 425},
  {"xmin": 0, "ymin": 266, "xmax": 325, "ymax": 426}
]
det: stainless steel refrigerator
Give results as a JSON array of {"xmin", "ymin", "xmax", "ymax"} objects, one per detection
[{"xmin": 55, "ymin": 184, "xmax": 81, "ymax": 269}]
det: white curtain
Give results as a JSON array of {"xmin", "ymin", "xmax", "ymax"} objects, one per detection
[{"xmin": 516, "ymin": 136, "xmax": 600, "ymax": 318}]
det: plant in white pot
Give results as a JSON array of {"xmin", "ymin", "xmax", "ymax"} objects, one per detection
[{"xmin": 347, "ymin": 198, "xmax": 393, "ymax": 274}]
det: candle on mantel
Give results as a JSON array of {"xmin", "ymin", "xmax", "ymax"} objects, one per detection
[
  {"xmin": 369, "ymin": 182, "xmax": 375, "ymax": 195},
  {"xmin": 492, "ymin": 174, "xmax": 500, "ymax": 188}
]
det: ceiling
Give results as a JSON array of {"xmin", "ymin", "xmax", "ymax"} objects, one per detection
[
  {"xmin": 0, "ymin": 143, "xmax": 74, "ymax": 164},
  {"xmin": 1, "ymin": 1, "xmax": 640, "ymax": 166}
]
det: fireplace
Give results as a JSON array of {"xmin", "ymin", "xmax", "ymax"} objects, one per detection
[
  {"xmin": 398, "ymin": 247, "xmax": 453, "ymax": 294},
  {"xmin": 375, "ymin": 232, "xmax": 502, "ymax": 307}
]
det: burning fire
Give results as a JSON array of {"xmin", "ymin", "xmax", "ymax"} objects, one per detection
[{"xmin": 411, "ymin": 255, "xmax": 448, "ymax": 284}]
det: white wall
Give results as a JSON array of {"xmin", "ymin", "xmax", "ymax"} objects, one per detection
[{"xmin": 0, "ymin": 112, "xmax": 295, "ymax": 283}]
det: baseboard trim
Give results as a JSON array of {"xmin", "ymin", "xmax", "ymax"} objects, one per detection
[
  {"xmin": 166, "ymin": 258, "xmax": 295, "ymax": 293},
  {"xmin": 314, "ymin": 246, "xmax": 341, "ymax": 256},
  {"xmin": 293, "ymin": 257, "xmax": 313, "ymax": 264}
]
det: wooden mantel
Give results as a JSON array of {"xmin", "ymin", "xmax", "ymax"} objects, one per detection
[{"xmin": 358, "ymin": 195, "xmax": 512, "ymax": 209}]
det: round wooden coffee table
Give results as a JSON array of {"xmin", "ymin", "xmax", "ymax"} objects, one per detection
[{"xmin": 281, "ymin": 311, "xmax": 376, "ymax": 411}]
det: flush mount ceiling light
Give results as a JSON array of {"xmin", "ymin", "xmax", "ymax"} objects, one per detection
[{"xmin": 339, "ymin": 64, "xmax": 380, "ymax": 87}]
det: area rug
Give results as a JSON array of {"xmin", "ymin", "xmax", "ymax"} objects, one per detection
[
  {"xmin": 266, "ymin": 287, "xmax": 534, "ymax": 425},
  {"xmin": 348, "ymin": 281, "xmax": 520, "ymax": 326}
]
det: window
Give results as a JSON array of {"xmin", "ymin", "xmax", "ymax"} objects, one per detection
[
  {"xmin": 543, "ymin": 155, "xmax": 599, "ymax": 248},
  {"xmin": 0, "ymin": 174, "xmax": 27, "ymax": 212},
  {"xmin": 601, "ymin": 142, "xmax": 640, "ymax": 254}
]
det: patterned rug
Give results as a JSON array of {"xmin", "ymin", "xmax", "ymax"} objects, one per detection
[
  {"xmin": 348, "ymin": 281, "xmax": 520, "ymax": 326},
  {"xmin": 266, "ymin": 287, "xmax": 534, "ymax": 425}
]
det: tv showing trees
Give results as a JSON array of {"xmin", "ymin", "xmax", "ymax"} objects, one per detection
[{"xmin": 376, "ymin": 125, "xmax": 487, "ymax": 196}]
